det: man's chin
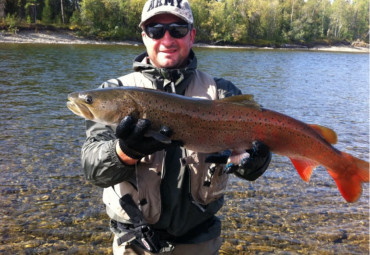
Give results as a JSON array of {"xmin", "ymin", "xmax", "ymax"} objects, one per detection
[{"xmin": 157, "ymin": 59, "xmax": 181, "ymax": 69}]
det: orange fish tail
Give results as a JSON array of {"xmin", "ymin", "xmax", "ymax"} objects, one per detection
[{"xmin": 327, "ymin": 152, "xmax": 369, "ymax": 203}]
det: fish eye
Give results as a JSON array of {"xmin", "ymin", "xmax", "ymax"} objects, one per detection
[{"xmin": 85, "ymin": 95, "xmax": 93, "ymax": 104}]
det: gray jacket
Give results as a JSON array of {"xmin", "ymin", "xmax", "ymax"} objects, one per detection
[{"xmin": 81, "ymin": 51, "xmax": 241, "ymax": 243}]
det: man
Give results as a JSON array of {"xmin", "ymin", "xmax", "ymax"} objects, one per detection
[{"xmin": 81, "ymin": 0, "xmax": 272, "ymax": 254}]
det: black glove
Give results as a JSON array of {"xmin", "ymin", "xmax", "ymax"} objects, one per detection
[
  {"xmin": 205, "ymin": 150, "xmax": 231, "ymax": 164},
  {"xmin": 116, "ymin": 116, "xmax": 173, "ymax": 160},
  {"xmin": 226, "ymin": 141, "xmax": 271, "ymax": 181}
]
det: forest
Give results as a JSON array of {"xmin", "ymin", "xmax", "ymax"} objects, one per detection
[{"xmin": 1, "ymin": 0, "xmax": 369, "ymax": 46}]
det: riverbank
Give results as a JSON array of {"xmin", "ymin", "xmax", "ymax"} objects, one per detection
[{"xmin": 1, "ymin": 30, "xmax": 369, "ymax": 53}]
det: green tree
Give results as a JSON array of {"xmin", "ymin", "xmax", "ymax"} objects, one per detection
[
  {"xmin": 350, "ymin": 0, "xmax": 369, "ymax": 41},
  {"xmin": 81, "ymin": 0, "xmax": 119, "ymax": 31},
  {"xmin": 0, "ymin": 0, "xmax": 5, "ymax": 20},
  {"xmin": 260, "ymin": 0, "xmax": 283, "ymax": 41},
  {"xmin": 289, "ymin": 0, "xmax": 329, "ymax": 41},
  {"xmin": 80, "ymin": 0, "xmax": 144, "ymax": 39},
  {"xmin": 190, "ymin": 0, "xmax": 212, "ymax": 42},
  {"xmin": 245, "ymin": 0, "xmax": 264, "ymax": 40},
  {"xmin": 119, "ymin": 0, "xmax": 146, "ymax": 40},
  {"xmin": 41, "ymin": 0, "xmax": 52, "ymax": 23},
  {"xmin": 224, "ymin": 0, "xmax": 249, "ymax": 44},
  {"xmin": 328, "ymin": 0, "xmax": 351, "ymax": 39},
  {"xmin": 3, "ymin": 0, "xmax": 369, "ymax": 44},
  {"xmin": 25, "ymin": 0, "xmax": 38, "ymax": 23}
]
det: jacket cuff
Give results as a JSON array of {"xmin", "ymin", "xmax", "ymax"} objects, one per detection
[
  {"xmin": 111, "ymin": 140, "xmax": 140, "ymax": 167},
  {"xmin": 117, "ymin": 139, "xmax": 145, "ymax": 160}
]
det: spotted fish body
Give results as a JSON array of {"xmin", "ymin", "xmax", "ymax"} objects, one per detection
[{"xmin": 67, "ymin": 87, "xmax": 369, "ymax": 202}]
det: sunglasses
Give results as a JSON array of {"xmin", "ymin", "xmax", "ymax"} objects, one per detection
[{"xmin": 144, "ymin": 22, "xmax": 192, "ymax": 39}]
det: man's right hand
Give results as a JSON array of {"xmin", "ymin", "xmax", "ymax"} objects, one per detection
[{"xmin": 115, "ymin": 116, "xmax": 173, "ymax": 161}]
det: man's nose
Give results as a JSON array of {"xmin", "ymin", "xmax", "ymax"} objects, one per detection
[{"xmin": 161, "ymin": 30, "xmax": 176, "ymax": 43}]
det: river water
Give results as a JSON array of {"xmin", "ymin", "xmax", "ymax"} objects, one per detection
[{"xmin": 0, "ymin": 44, "xmax": 368, "ymax": 254}]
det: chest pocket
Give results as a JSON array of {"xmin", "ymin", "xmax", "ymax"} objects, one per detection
[{"xmin": 181, "ymin": 150, "xmax": 228, "ymax": 205}]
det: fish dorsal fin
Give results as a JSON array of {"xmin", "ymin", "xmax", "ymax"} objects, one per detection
[
  {"xmin": 219, "ymin": 94, "xmax": 261, "ymax": 110},
  {"xmin": 308, "ymin": 124, "xmax": 338, "ymax": 144}
]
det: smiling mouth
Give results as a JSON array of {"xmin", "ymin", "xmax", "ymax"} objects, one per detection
[{"xmin": 160, "ymin": 48, "xmax": 177, "ymax": 54}]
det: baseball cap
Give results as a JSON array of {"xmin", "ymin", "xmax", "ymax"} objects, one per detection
[{"xmin": 139, "ymin": 0, "xmax": 194, "ymax": 27}]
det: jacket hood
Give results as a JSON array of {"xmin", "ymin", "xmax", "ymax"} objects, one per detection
[{"xmin": 132, "ymin": 50, "xmax": 197, "ymax": 94}]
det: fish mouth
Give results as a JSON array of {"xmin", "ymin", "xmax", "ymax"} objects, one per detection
[{"xmin": 67, "ymin": 96, "xmax": 94, "ymax": 120}]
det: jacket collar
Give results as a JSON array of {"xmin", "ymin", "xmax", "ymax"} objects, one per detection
[{"xmin": 132, "ymin": 50, "xmax": 197, "ymax": 94}]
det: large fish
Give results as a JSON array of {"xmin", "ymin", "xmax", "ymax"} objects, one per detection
[{"xmin": 67, "ymin": 87, "xmax": 369, "ymax": 202}]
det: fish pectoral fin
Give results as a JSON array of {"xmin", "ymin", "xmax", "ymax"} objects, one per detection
[
  {"xmin": 219, "ymin": 94, "xmax": 261, "ymax": 110},
  {"xmin": 289, "ymin": 157, "xmax": 319, "ymax": 182},
  {"xmin": 308, "ymin": 124, "xmax": 338, "ymax": 144},
  {"xmin": 145, "ymin": 130, "xmax": 172, "ymax": 144}
]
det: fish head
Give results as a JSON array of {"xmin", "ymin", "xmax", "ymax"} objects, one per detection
[{"xmin": 67, "ymin": 88, "xmax": 136, "ymax": 125}]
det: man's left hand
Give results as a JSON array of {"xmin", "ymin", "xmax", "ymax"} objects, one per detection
[
  {"xmin": 226, "ymin": 141, "xmax": 271, "ymax": 181},
  {"xmin": 205, "ymin": 141, "xmax": 272, "ymax": 181}
]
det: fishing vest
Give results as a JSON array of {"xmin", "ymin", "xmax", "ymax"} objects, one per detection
[{"xmin": 103, "ymin": 70, "xmax": 229, "ymax": 225}]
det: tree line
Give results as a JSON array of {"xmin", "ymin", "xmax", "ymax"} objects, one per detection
[{"xmin": 1, "ymin": 0, "xmax": 369, "ymax": 45}]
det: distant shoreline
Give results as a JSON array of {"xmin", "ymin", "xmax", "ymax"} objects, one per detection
[{"xmin": 1, "ymin": 30, "xmax": 369, "ymax": 53}]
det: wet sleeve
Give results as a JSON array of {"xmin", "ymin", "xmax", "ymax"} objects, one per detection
[
  {"xmin": 214, "ymin": 77, "xmax": 242, "ymax": 98},
  {"xmin": 81, "ymin": 120, "xmax": 135, "ymax": 188},
  {"xmin": 80, "ymin": 80, "xmax": 135, "ymax": 188}
]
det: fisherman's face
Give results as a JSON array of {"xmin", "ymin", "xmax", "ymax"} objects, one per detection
[{"xmin": 142, "ymin": 14, "xmax": 196, "ymax": 69}]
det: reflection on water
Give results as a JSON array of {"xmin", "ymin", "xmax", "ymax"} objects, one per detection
[{"xmin": 0, "ymin": 44, "xmax": 368, "ymax": 254}]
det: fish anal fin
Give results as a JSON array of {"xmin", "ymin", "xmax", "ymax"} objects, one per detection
[
  {"xmin": 308, "ymin": 124, "xmax": 338, "ymax": 144},
  {"xmin": 289, "ymin": 157, "xmax": 319, "ymax": 182},
  {"xmin": 219, "ymin": 95, "xmax": 261, "ymax": 110}
]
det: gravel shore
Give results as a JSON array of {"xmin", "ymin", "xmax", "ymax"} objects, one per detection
[
  {"xmin": 0, "ymin": 30, "xmax": 140, "ymax": 46},
  {"xmin": 1, "ymin": 30, "xmax": 369, "ymax": 53}
]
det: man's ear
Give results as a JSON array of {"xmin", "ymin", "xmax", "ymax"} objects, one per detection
[
  {"xmin": 189, "ymin": 28, "xmax": 196, "ymax": 47},
  {"xmin": 142, "ymin": 30, "xmax": 148, "ymax": 44}
]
